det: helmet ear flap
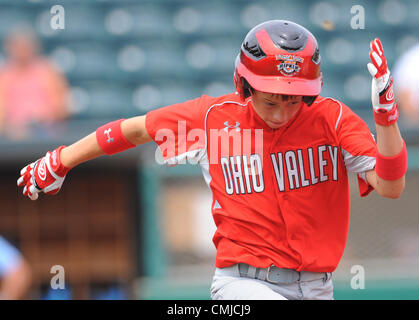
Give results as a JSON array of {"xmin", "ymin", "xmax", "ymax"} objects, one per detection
[
  {"xmin": 234, "ymin": 53, "xmax": 246, "ymax": 100},
  {"xmin": 303, "ymin": 73, "xmax": 322, "ymax": 106},
  {"xmin": 234, "ymin": 71, "xmax": 244, "ymax": 100},
  {"xmin": 234, "ymin": 71, "xmax": 253, "ymax": 100}
]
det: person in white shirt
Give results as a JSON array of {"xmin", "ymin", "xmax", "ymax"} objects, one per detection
[{"xmin": 393, "ymin": 43, "xmax": 419, "ymax": 126}]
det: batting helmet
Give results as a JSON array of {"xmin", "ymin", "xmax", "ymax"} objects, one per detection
[{"xmin": 234, "ymin": 20, "xmax": 322, "ymax": 105}]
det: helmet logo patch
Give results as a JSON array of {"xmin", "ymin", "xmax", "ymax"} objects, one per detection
[{"xmin": 276, "ymin": 54, "xmax": 304, "ymax": 76}]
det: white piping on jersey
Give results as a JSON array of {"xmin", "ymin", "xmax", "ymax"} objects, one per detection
[
  {"xmin": 199, "ymin": 151, "xmax": 211, "ymax": 187},
  {"xmin": 333, "ymin": 99, "xmax": 343, "ymax": 131},
  {"xmin": 200, "ymin": 151, "xmax": 222, "ymax": 210},
  {"xmin": 201, "ymin": 99, "xmax": 251, "ymax": 160},
  {"xmin": 314, "ymin": 96, "xmax": 343, "ymax": 131},
  {"xmin": 197, "ymin": 99, "xmax": 250, "ymax": 214},
  {"xmin": 198, "ymin": 99, "xmax": 251, "ymax": 187}
]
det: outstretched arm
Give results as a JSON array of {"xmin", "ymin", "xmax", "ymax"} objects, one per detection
[
  {"xmin": 60, "ymin": 116, "xmax": 151, "ymax": 168},
  {"xmin": 17, "ymin": 115, "xmax": 152, "ymax": 200},
  {"xmin": 364, "ymin": 38, "xmax": 407, "ymax": 199}
]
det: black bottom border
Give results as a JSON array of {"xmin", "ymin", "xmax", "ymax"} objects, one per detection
[{"xmin": 2, "ymin": 300, "xmax": 417, "ymax": 318}]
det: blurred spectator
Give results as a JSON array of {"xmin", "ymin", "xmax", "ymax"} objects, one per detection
[
  {"xmin": 0, "ymin": 236, "xmax": 32, "ymax": 299},
  {"xmin": 0, "ymin": 25, "xmax": 69, "ymax": 140},
  {"xmin": 393, "ymin": 43, "xmax": 419, "ymax": 126}
]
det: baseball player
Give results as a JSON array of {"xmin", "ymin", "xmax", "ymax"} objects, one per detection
[{"xmin": 17, "ymin": 20, "xmax": 407, "ymax": 300}]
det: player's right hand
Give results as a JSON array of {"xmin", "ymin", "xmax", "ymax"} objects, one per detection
[
  {"xmin": 367, "ymin": 38, "xmax": 399, "ymax": 126},
  {"xmin": 17, "ymin": 146, "xmax": 71, "ymax": 200}
]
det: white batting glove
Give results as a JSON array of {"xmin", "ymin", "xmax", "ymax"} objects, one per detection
[{"xmin": 367, "ymin": 38, "xmax": 399, "ymax": 126}]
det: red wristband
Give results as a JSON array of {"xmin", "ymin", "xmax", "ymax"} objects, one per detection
[
  {"xmin": 375, "ymin": 140, "xmax": 407, "ymax": 180},
  {"xmin": 96, "ymin": 119, "xmax": 136, "ymax": 155},
  {"xmin": 374, "ymin": 103, "xmax": 399, "ymax": 126}
]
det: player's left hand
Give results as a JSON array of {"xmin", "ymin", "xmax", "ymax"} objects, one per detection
[
  {"xmin": 367, "ymin": 38, "xmax": 398, "ymax": 126},
  {"xmin": 17, "ymin": 146, "xmax": 70, "ymax": 200}
]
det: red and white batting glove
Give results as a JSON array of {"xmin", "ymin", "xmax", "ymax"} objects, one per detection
[
  {"xmin": 367, "ymin": 38, "xmax": 399, "ymax": 126},
  {"xmin": 17, "ymin": 146, "xmax": 71, "ymax": 200}
]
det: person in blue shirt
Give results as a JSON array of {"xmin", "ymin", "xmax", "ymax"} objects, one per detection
[{"xmin": 0, "ymin": 236, "xmax": 32, "ymax": 299}]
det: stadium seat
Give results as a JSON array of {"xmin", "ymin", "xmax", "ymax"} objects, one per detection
[
  {"xmin": 61, "ymin": 43, "xmax": 120, "ymax": 80},
  {"xmin": 0, "ymin": 9, "xmax": 32, "ymax": 37},
  {"xmin": 59, "ymin": 6, "xmax": 107, "ymax": 39},
  {"xmin": 75, "ymin": 83, "xmax": 134, "ymax": 119}
]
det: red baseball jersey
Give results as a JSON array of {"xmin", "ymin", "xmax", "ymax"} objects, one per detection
[{"xmin": 145, "ymin": 93, "xmax": 376, "ymax": 272}]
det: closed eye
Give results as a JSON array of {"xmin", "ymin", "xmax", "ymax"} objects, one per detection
[{"xmin": 287, "ymin": 100, "xmax": 301, "ymax": 106}]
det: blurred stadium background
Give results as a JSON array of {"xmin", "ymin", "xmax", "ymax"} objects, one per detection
[{"xmin": 0, "ymin": 0, "xmax": 419, "ymax": 299}]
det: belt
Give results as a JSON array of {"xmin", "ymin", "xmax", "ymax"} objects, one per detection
[{"xmin": 238, "ymin": 263, "xmax": 331, "ymax": 285}]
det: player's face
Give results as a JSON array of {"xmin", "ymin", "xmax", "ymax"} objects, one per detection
[{"xmin": 251, "ymin": 90, "xmax": 303, "ymax": 129}]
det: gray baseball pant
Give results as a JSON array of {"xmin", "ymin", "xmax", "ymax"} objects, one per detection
[{"xmin": 210, "ymin": 264, "xmax": 334, "ymax": 300}]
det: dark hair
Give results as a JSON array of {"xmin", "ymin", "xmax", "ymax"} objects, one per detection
[{"xmin": 267, "ymin": 93, "xmax": 294, "ymax": 100}]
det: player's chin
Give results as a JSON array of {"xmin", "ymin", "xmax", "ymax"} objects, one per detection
[{"xmin": 267, "ymin": 120, "xmax": 285, "ymax": 129}]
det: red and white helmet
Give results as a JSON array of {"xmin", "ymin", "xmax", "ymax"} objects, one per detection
[{"xmin": 234, "ymin": 20, "xmax": 322, "ymax": 104}]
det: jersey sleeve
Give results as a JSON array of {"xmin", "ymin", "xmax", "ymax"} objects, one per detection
[
  {"xmin": 145, "ymin": 95, "xmax": 213, "ymax": 166},
  {"xmin": 335, "ymin": 102, "xmax": 377, "ymax": 197}
]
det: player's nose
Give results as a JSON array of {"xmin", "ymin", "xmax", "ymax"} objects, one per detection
[{"xmin": 272, "ymin": 108, "xmax": 286, "ymax": 122}]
